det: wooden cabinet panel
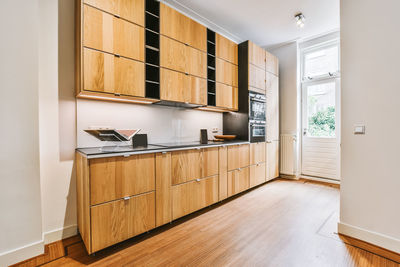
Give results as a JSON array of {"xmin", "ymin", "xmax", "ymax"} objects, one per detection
[
  {"xmin": 218, "ymin": 146, "xmax": 228, "ymax": 201},
  {"xmin": 216, "ymin": 58, "xmax": 238, "ymax": 87},
  {"xmin": 187, "ymin": 47, "xmax": 207, "ymax": 78},
  {"xmin": 160, "ymin": 3, "xmax": 187, "ymax": 44},
  {"xmin": 171, "ymin": 149, "xmax": 202, "ymax": 185},
  {"xmin": 155, "ymin": 152, "xmax": 171, "ymax": 227},
  {"xmin": 187, "ymin": 19, "xmax": 207, "ymax": 52},
  {"xmin": 266, "ymin": 51, "xmax": 279, "ymax": 75},
  {"xmin": 201, "ymin": 147, "xmax": 219, "ymax": 178},
  {"xmin": 83, "ymin": 48, "xmax": 144, "ymax": 97},
  {"xmin": 160, "ymin": 68, "xmax": 189, "ymax": 103},
  {"xmin": 160, "ymin": 35, "xmax": 187, "ymax": 73},
  {"xmin": 84, "ymin": 0, "xmax": 144, "ymax": 26},
  {"xmin": 266, "ymin": 141, "xmax": 279, "ymax": 181},
  {"xmin": 266, "ymin": 72, "xmax": 279, "ymax": 141},
  {"xmin": 239, "ymin": 144, "xmax": 250, "ymax": 168},
  {"xmin": 250, "ymin": 142, "xmax": 266, "ymax": 165},
  {"xmin": 216, "ymin": 83, "xmax": 238, "ymax": 110},
  {"xmin": 248, "ymin": 41, "xmax": 265, "ymax": 70},
  {"xmin": 188, "ymin": 76, "xmax": 207, "ymax": 105},
  {"xmin": 83, "ymin": 5, "xmax": 144, "ymax": 61},
  {"xmin": 172, "ymin": 175, "xmax": 218, "ymax": 220},
  {"xmin": 249, "ymin": 63, "xmax": 266, "ymax": 91},
  {"xmin": 250, "ymin": 162, "xmax": 266, "ymax": 187},
  {"xmin": 91, "ymin": 191, "xmax": 155, "ymax": 252},
  {"xmin": 227, "ymin": 144, "xmax": 249, "ymax": 171},
  {"xmin": 227, "ymin": 167, "xmax": 250, "ymax": 197},
  {"xmin": 216, "ymin": 33, "xmax": 238, "ymax": 65},
  {"xmin": 89, "ymin": 154, "xmax": 155, "ymax": 205}
]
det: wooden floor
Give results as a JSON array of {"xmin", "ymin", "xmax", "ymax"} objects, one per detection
[{"xmin": 13, "ymin": 179, "xmax": 399, "ymax": 267}]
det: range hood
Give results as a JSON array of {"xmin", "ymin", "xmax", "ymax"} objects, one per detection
[{"xmin": 153, "ymin": 100, "xmax": 205, "ymax": 109}]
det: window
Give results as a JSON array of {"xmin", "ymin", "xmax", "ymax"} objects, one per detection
[{"xmin": 302, "ymin": 42, "xmax": 340, "ymax": 80}]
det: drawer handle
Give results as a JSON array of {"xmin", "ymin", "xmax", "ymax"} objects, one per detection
[
  {"xmin": 123, "ymin": 196, "xmax": 131, "ymax": 201},
  {"xmin": 196, "ymin": 178, "xmax": 201, "ymax": 182},
  {"xmin": 114, "ymin": 14, "xmax": 120, "ymax": 18},
  {"xmin": 123, "ymin": 154, "xmax": 130, "ymax": 158},
  {"xmin": 114, "ymin": 54, "xmax": 121, "ymax": 58},
  {"xmin": 196, "ymin": 147, "xmax": 201, "ymax": 150},
  {"xmin": 238, "ymin": 168, "xmax": 241, "ymax": 171},
  {"xmin": 162, "ymin": 151, "xmax": 167, "ymax": 154},
  {"xmin": 257, "ymin": 163, "xmax": 260, "ymax": 166},
  {"xmin": 114, "ymin": 93, "xmax": 121, "ymax": 97}
]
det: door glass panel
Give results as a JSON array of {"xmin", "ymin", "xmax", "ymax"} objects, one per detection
[
  {"xmin": 306, "ymin": 82, "xmax": 336, "ymax": 137},
  {"xmin": 304, "ymin": 45, "xmax": 339, "ymax": 78}
]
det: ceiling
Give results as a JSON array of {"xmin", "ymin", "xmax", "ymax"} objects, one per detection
[{"xmin": 161, "ymin": 0, "xmax": 340, "ymax": 48}]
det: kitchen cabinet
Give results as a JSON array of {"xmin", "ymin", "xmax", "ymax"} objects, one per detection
[
  {"xmin": 83, "ymin": 48, "xmax": 145, "ymax": 97},
  {"xmin": 216, "ymin": 33, "xmax": 238, "ymax": 65},
  {"xmin": 89, "ymin": 154, "xmax": 155, "ymax": 205},
  {"xmin": 171, "ymin": 149, "xmax": 202, "ymax": 185},
  {"xmin": 227, "ymin": 144, "xmax": 250, "ymax": 171},
  {"xmin": 216, "ymin": 83, "xmax": 238, "ymax": 110},
  {"xmin": 250, "ymin": 162, "xmax": 266, "ymax": 187},
  {"xmin": 216, "ymin": 58, "xmax": 238, "ymax": 87},
  {"xmin": 188, "ymin": 76, "xmax": 207, "ymax": 105},
  {"xmin": 187, "ymin": 47, "xmax": 207, "ymax": 78},
  {"xmin": 83, "ymin": 4, "xmax": 144, "ymax": 61},
  {"xmin": 266, "ymin": 72, "xmax": 279, "ymax": 141},
  {"xmin": 83, "ymin": 0, "xmax": 144, "ymax": 26},
  {"xmin": 266, "ymin": 51, "xmax": 279, "ymax": 76},
  {"xmin": 249, "ymin": 63, "xmax": 266, "ymax": 91},
  {"xmin": 155, "ymin": 152, "xmax": 172, "ymax": 227},
  {"xmin": 266, "ymin": 141, "xmax": 280, "ymax": 181},
  {"xmin": 187, "ymin": 19, "xmax": 207, "ymax": 52},
  {"xmin": 248, "ymin": 41, "xmax": 266, "ymax": 70},
  {"xmin": 218, "ymin": 146, "xmax": 228, "ymax": 201},
  {"xmin": 250, "ymin": 142, "xmax": 266, "ymax": 165},
  {"xmin": 201, "ymin": 147, "xmax": 219, "ymax": 178},
  {"xmin": 91, "ymin": 191, "xmax": 155, "ymax": 252},
  {"xmin": 171, "ymin": 175, "xmax": 218, "ymax": 220},
  {"xmin": 227, "ymin": 167, "xmax": 250, "ymax": 197}
]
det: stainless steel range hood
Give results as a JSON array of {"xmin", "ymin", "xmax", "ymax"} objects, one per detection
[{"xmin": 153, "ymin": 100, "xmax": 205, "ymax": 109}]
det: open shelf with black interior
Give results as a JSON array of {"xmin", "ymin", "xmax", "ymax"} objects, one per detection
[
  {"xmin": 145, "ymin": 0, "xmax": 160, "ymax": 99},
  {"xmin": 207, "ymin": 29, "xmax": 216, "ymax": 106}
]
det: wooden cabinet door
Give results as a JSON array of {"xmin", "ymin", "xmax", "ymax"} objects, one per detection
[
  {"xmin": 187, "ymin": 47, "xmax": 207, "ymax": 78},
  {"xmin": 90, "ymin": 191, "xmax": 155, "ymax": 252},
  {"xmin": 201, "ymin": 147, "xmax": 219, "ymax": 178},
  {"xmin": 216, "ymin": 58, "xmax": 238, "ymax": 87},
  {"xmin": 171, "ymin": 149, "xmax": 202, "ymax": 185},
  {"xmin": 266, "ymin": 51, "xmax": 279, "ymax": 75},
  {"xmin": 84, "ymin": 0, "xmax": 144, "ymax": 26},
  {"xmin": 187, "ymin": 19, "xmax": 207, "ymax": 52},
  {"xmin": 172, "ymin": 175, "xmax": 218, "ymax": 220},
  {"xmin": 218, "ymin": 146, "xmax": 228, "ymax": 201},
  {"xmin": 160, "ymin": 3, "xmax": 188, "ymax": 44},
  {"xmin": 248, "ymin": 41, "xmax": 266, "ymax": 70},
  {"xmin": 188, "ymin": 76, "xmax": 207, "ymax": 105},
  {"xmin": 250, "ymin": 142, "xmax": 266, "ymax": 165},
  {"xmin": 89, "ymin": 154, "xmax": 155, "ymax": 205},
  {"xmin": 266, "ymin": 72, "xmax": 279, "ymax": 141},
  {"xmin": 227, "ymin": 145, "xmax": 240, "ymax": 171},
  {"xmin": 160, "ymin": 35, "xmax": 187, "ymax": 73},
  {"xmin": 83, "ymin": 48, "xmax": 145, "ymax": 97},
  {"xmin": 83, "ymin": 5, "xmax": 144, "ymax": 61},
  {"xmin": 155, "ymin": 152, "xmax": 171, "ymax": 227},
  {"xmin": 216, "ymin": 33, "xmax": 238, "ymax": 65},
  {"xmin": 249, "ymin": 63, "xmax": 266, "ymax": 91},
  {"xmin": 227, "ymin": 167, "xmax": 250, "ymax": 197},
  {"xmin": 216, "ymin": 83, "xmax": 237, "ymax": 110},
  {"xmin": 250, "ymin": 162, "xmax": 266, "ymax": 187},
  {"xmin": 239, "ymin": 144, "xmax": 250, "ymax": 168},
  {"xmin": 266, "ymin": 141, "xmax": 279, "ymax": 181},
  {"xmin": 160, "ymin": 68, "xmax": 190, "ymax": 103}
]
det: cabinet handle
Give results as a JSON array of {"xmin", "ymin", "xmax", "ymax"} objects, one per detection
[
  {"xmin": 114, "ymin": 14, "xmax": 120, "ymax": 18},
  {"xmin": 196, "ymin": 178, "xmax": 201, "ymax": 182},
  {"xmin": 238, "ymin": 168, "xmax": 241, "ymax": 171},
  {"xmin": 266, "ymin": 141, "xmax": 272, "ymax": 143},
  {"xmin": 123, "ymin": 196, "xmax": 131, "ymax": 201},
  {"xmin": 114, "ymin": 54, "xmax": 121, "ymax": 58},
  {"xmin": 123, "ymin": 154, "xmax": 130, "ymax": 158},
  {"xmin": 196, "ymin": 147, "xmax": 200, "ymax": 150},
  {"xmin": 162, "ymin": 151, "xmax": 167, "ymax": 154},
  {"xmin": 114, "ymin": 93, "xmax": 121, "ymax": 97}
]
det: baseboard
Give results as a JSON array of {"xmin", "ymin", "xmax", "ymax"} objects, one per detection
[
  {"xmin": 279, "ymin": 174, "xmax": 298, "ymax": 179},
  {"xmin": 300, "ymin": 175, "xmax": 340, "ymax": 185},
  {"xmin": 0, "ymin": 239, "xmax": 44, "ymax": 267},
  {"xmin": 338, "ymin": 222, "xmax": 400, "ymax": 255},
  {"xmin": 43, "ymin": 224, "xmax": 78, "ymax": 244}
]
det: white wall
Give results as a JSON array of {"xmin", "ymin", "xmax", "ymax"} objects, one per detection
[
  {"xmin": 0, "ymin": 0, "xmax": 44, "ymax": 266},
  {"xmin": 339, "ymin": 0, "xmax": 400, "ymax": 253}
]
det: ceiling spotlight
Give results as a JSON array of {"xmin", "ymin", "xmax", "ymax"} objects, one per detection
[{"xmin": 295, "ymin": 13, "xmax": 305, "ymax": 28}]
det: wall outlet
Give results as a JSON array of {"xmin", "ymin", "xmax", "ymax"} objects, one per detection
[{"xmin": 212, "ymin": 127, "xmax": 219, "ymax": 133}]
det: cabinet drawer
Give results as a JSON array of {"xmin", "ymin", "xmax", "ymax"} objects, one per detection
[
  {"xmin": 227, "ymin": 144, "xmax": 250, "ymax": 171},
  {"xmin": 83, "ymin": 0, "xmax": 144, "ymax": 26},
  {"xmin": 216, "ymin": 58, "xmax": 238, "ymax": 87},
  {"xmin": 89, "ymin": 154, "xmax": 155, "ymax": 205},
  {"xmin": 171, "ymin": 149, "xmax": 202, "ymax": 185},
  {"xmin": 250, "ymin": 162, "xmax": 266, "ymax": 187},
  {"xmin": 216, "ymin": 33, "xmax": 238, "ymax": 65},
  {"xmin": 216, "ymin": 83, "xmax": 238, "ymax": 110},
  {"xmin": 249, "ymin": 63, "xmax": 266, "ymax": 90},
  {"xmin": 83, "ymin": 5, "xmax": 144, "ymax": 61},
  {"xmin": 172, "ymin": 175, "xmax": 218, "ymax": 220},
  {"xmin": 250, "ymin": 142, "xmax": 266, "ymax": 165},
  {"xmin": 227, "ymin": 167, "xmax": 250, "ymax": 197},
  {"xmin": 83, "ymin": 48, "xmax": 144, "ymax": 97},
  {"xmin": 201, "ymin": 147, "xmax": 219, "ymax": 178},
  {"xmin": 90, "ymin": 191, "xmax": 155, "ymax": 252}
]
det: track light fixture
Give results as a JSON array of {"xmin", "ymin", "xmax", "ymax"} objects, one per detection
[{"xmin": 295, "ymin": 13, "xmax": 305, "ymax": 28}]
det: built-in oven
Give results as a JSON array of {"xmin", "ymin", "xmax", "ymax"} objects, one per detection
[
  {"xmin": 250, "ymin": 122, "xmax": 266, "ymax": 142},
  {"xmin": 249, "ymin": 92, "xmax": 266, "ymax": 122}
]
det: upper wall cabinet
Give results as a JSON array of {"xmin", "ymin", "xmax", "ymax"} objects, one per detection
[
  {"xmin": 160, "ymin": 3, "xmax": 207, "ymax": 52},
  {"xmin": 248, "ymin": 41, "xmax": 266, "ymax": 70},
  {"xmin": 266, "ymin": 51, "xmax": 279, "ymax": 76},
  {"xmin": 216, "ymin": 33, "xmax": 238, "ymax": 65},
  {"xmin": 83, "ymin": 0, "xmax": 144, "ymax": 26}
]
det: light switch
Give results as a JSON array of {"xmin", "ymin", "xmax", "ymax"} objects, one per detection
[{"xmin": 354, "ymin": 125, "xmax": 365, "ymax": 135}]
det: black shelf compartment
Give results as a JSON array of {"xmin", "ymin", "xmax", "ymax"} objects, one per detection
[
  {"xmin": 146, "ymin": 47, "xmax": 159, "ymax": 66},
  {"xmin": 207, "ymin": 28, "xmax": 215, "ymax": 44},
  {"xmin": 207, "ymin": 68, "xmax": 215, "ymax": 82},
  {"xmin": 146, "ymin": 81, "xmax": 160, "ymax": 99},
  {"xmin": 145, "ymin": 12, "xmax": 159, "ymax": 33},
  {"xmin": 207, "ymin": 41, "xmax": 215, "ymax": 55},
  {"xmin": 207, "ymin": 80, "xmax": 216, "ymax": 94},
  {"xmin": 146, "ymin": 0, "xmax": 159, "ymax": 17},
  {"xmin": 207, "ymin": 54, "xmax": 215, "ymax": 69},
  {"xmin": 146, "ymin": 64, "xmax": 159, "ymax": 83},
  {"xmin": 146, "ymin": 30, "xmax": 159, "ymax": 49},
  {"xmin": 207, "ymin": 29, "xmax": 216, "ymax": 106},
  {"xmin": 207, "ymin": 93, "xmax": 216, "ymax": 106}
]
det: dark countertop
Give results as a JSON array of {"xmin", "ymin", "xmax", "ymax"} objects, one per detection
[{"xmin": 76, "ymin": 140, "xmax": 249, "ymax": 159}]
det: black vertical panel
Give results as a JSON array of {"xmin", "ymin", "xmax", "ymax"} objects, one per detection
[{"xmin": 207, "ymin": 29, "xmax": 216, "ymax": 106}]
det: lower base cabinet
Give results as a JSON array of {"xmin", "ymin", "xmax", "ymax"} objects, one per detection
[
  {"xmin": 172, "ymin": 175, "xmax": 219, "ymax": 220},
  {"xmin": 250, "ymin": 162, "xmax": 266, "ymax": 187},
  {"xmin": 227, "ymin": 167, "xmax": 250, "ymax": 197},
  {"xmin": 90, "ymin": 191, "xmax": 155, "ymax": 252},
  {"xmin": 266, "ymin": 141, "xmax": 279, "ymax": 181}
]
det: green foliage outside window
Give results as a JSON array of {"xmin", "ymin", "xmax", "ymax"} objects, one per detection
[{"xmin": 308, "ymin": 106, "xmax": 335, "ymax": 137}]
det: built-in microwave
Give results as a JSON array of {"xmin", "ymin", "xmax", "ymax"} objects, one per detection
[
  {"xmin": 250, "ymin": 122, "xmax": 266, "ymax": 142},
  {"xmin": 249, "ymin": 92, "xmax": 266, "ymax": 122}
]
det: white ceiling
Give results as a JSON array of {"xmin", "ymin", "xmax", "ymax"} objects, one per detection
[{"xmin": 161, "ymin": 0, "xmax": 340, "ymax": 48}]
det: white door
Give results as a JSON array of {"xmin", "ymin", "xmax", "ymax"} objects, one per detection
[{"xmin": 301, "ymin": 79, "xmax": 340, "ymax": 180}]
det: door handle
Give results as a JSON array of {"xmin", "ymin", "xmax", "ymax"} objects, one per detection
[{"xmin": 303, "ymin": 128, "xmax": 307, "ymax": 136}]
